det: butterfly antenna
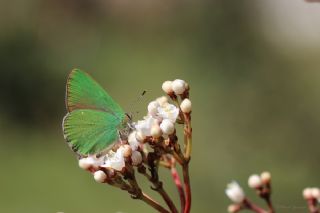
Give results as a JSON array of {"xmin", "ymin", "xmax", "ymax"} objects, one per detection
[{"xmin": 127, "ymin": 90, "xmax": 147, "ymax": 120}]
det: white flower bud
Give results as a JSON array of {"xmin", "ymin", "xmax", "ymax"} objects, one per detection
[
  {"xmin": 123, "ymin": 145, "xmax": 132, "ymax": 158},
  {"xmin": 156, "ymin": 96, "xmax": 168, "ymax": 106},
  {"xmin": 228, "ymin": 204, "xmax": 241, "ymax": 213},
  {"xmin": 180, "ymin": 98, "xmax": 192, "ymax": 113},
  {"xmin": 248, "ymin": 174, "xmax": 262, "ymax": 188},
  {"xmin": 311, "ymin": 188, "xmax": 320, "ymax": 199},
  {"xmin": 135, "ymin": 130, "xmax": 146, "ymax": 142},
  {"xmin": 131, "ymin": 151, "xmax": 142, "ymax": 166},
  {"xmin": 226, "ymin": 181, "xmax": 245, "ymax": 204},
  {"xmin": 162, "ymin": 81, "xmax": 173, "ymax": 94},
  {"xmin": 78, "ymin": 158, "xmax": 91, "ymax": 170},
  {"xmin": 160, "ymin": 119, "xmax": 175, "ymax": 135},
  {"xmin": 94, "ymin": 170, "xmax": 107, "ymax": 183},
  {"xmin": 172, "ymin": 79, "xmax": 186, "ymax": 95},
  {"xmin": 260, "ymin": 171, "xmax": 271, "ymax": 184},
  {"xmin": 148, "ymin": 101, "xmax": 159, "ymax": 116},
  {"xmin": 303, "ymin": 188, "xmax": 313, "ymax": 200},
  {"xmin": 151, "ymin": 124, "xmax": 162, "ymax": 138}
]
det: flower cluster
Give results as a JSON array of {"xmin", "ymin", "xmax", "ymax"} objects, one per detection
[
  {"xmin": 226, "ymin": 172, "xmax": 273, "ymax": 213},
  {"xmin": 75, "ymin": 79, "xmax": 192, "ymax": 213},
  {"xmin": 303, "ymin": 187, "xmax": 320, "ymax": 212}
]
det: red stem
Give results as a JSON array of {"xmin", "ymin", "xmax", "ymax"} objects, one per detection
[
  {"xmin": 183, "ymin": 164, "xmax": 191, "ymax": 213},
  {"xmin": 243, "ymin": 199, "xmax": 268, "ymax": 213},
  {"xmin": 307, "ymin": 199, "xmax": 319, "ymax": 213},
  {"xmin": 171, "ymin": 166, "xmax": 186, "ymax": 213}
]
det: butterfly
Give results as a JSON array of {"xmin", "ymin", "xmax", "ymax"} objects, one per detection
[{"xmin": 62, "ymin": 69, "xmax": 131, "ymax": 156}]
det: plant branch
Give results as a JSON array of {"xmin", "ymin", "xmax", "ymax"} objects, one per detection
[
  {"xmin": 171, "ymin": 163, "xmax": 186, "ymax": 213},
  {"xmin": 141, "ymin": 192, "xmax": 171, "ymax": 213},
  {"xmin": 243, "ymin": 199, "xmax": 268, "ymax": 213},
  {"xmin": 307, "ymin": 199, "xmax": 319, "ymax": 213},
  {"xmin": 146, "ymin": 152, "xmax": 179, "ymax": 213},
  {"xmin": 183, "ymin": 163, "xmax": 191, "ymax": 213}
]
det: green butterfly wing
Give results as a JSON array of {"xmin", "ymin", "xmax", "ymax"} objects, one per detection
[
  {"xmin": 63, "ymin": 109, "xmax": 120, "ymax": 155},
  {"xmin": 66, "ymin": 68, "xmax": 124, "ymax": 116},
  {"xmin": 63, "ymin": 69, "xmax": 126, "ymax": 155}
]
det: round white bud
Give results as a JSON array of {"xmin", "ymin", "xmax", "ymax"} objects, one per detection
[
  {"xmin": 311, "ymin": 188, "xmax": 320, "ymax": 199},
  {"xmin": 180, "ymin": 98, "xmax": 192, "ymax": 113},
  {"xmin": 260, "ymin": 171, "xmax": 271, "ymax": 184},
  {"xmin": 156, "ymin": 96, "xmax": 168, "ymax": 106},
  {"xmin": 151, "ymin": 124, "xmax": 162, "ymax": 138},
  {"xmin": 94, "ymin": 170, "xmax": 107, "ymax": 183},
  {"xmin": 148, "ymin": 101, "xmax": 159, "ymax": 116},
  {"xmin": 160, "ymin": 119, "xmax": 175, "ymax": 135},
  {"xmin": 162, "ymin": 81, "xmax": 173, "ymax": 94},
  {"xmin": 123, "ymin": 145, "xmax": 132, "ymax": 158},
  {"xmin": 248, "ymin": 174, "xmax": 262, "ymax": 188},
  {"xmin": 131, "ymin": 151, "xmax": 142, "ymax": 166},
  {"xmin": 172, "ymin": 79, "xmax": 186, "ymax": 95},
  {"xmin": 78, "ymin": 158, "xmax": 91, "ymax": 170},
  {"xmin": 303, "ymin": 188, "xmax": 313, "ymax": 200}
]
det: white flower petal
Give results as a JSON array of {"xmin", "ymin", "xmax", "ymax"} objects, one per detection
[
  {"xmin": 148, "ymin": 101, "xmax": 160, "ymax": 117},
  {"xmin": 128, "ymin": 131, "xmax": 140, "ymax": 151},
  {"xmin": 157, "ymin": 103, "xmax": 179, "ymax": 123},
  {"xmin": 101, "ymin": 147, "xmax": 125, "ymax": 171},
  {"xmin": 134, "ymin": 116, "xmax": 158, "ymax": 136}
]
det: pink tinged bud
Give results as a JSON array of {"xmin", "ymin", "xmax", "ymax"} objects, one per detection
[
  {"xmin": 123, "ymin": 145, "xmax": 132, "ymax": 158},
  {"xmin": 180, "ymin": 98, "xmax": 192, "ymax": 113},
  {"xmin": 260, "ymin": 171, "xmax": 271, "ymax": 184},
  {"xmin": 311, "ymin": 188, "xmax": 320, "ymax": 199},
  {"xmin": 172, "ymin": 79, "xmax": 186, "ymax": 95},
  {"xmin": 248, "ymin": 174, "xmax": 262, "ymax": 188},
  {"xmin": 148, "ymin": 101, "xmax": 159, "ymax": 116},
  {"xmin": 303, "ymin": 188, "xmax": 313, "ymax": 200},
  {"xmin": 226, "ymin": 182, "xmax": 245, "ymax": 204},
  {"xmin": 94, "ymin": 170, "xmax": 107, "ymax": 183},
  {"xmin": 160, "ymin": 119, "xmax": 175, "ymax": 135},
  {"xmin": 131, "ymin": 151, "xmax": 142, "ymax": 166},
  {"xmin": 162, "ymin": 81, "xmax": 173, "ymax": 94},
  {"xmin": 228, "ymin": 204, "xmax": 241, "ymax": 213},
  {"xmin": 151, "ymin": 124, "xmax": 162, "ymax": 138}
]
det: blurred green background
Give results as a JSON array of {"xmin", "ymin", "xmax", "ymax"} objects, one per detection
[{"xmin": 1, "ymin": 0, "xmax": 320, "ymax": 212}]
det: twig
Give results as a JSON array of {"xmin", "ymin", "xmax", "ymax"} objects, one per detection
[
  {"xmin": 243, "ymin": 199, "xmax": 268, "ymax": 213},
  {"xmin": 141, "ymin": 192, "xmax": 171, "ymax": 213},
  {"xmin": 171, "ymin": 162, "xmax": 186, "ymax": 213},
  {"xmin": 307, "ymin": 199, "xmax": 319, "ymax": 213},
  {"xmin": 143, "ymin": 153, "xmax": 179, "ymax": 213},
  {"xmin": 183, "ymin": 163, "xmax": 191, "ymax": 213}
]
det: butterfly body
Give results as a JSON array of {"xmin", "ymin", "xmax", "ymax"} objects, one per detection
[{"xmin": 63, "ymin": 69, "xmax": 129, "ymax": 156}]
